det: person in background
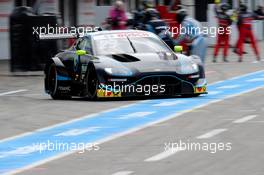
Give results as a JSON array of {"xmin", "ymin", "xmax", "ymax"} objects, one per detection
[
  {"xmin": 174, "ymin": 9, "xmax": 207, "ymax": 64},
  {"xmin": 142, "ymin": 0, "xmax": 154, "ymax": 11},
  {"xmin": 108, "ymin": 0, "xmax": 128, "ymax": 30},
  {"xmin": 132, "ymin": 0, "xmax": 155, "ymax": 30},
  {"xmin": 170, "ymin": 0, "xmax": 182, "ymax": 12},
  {"xmin": 254, "ymin": 5, "xmax": 264, "ymax": 16},
  {"xmin": 141, "ymin": 0, "xmax": 156, "ymax": 24},
  {"xmin": 236, "ymin": 4, "xmax": 264, "ymax": 62},
  {"xmin": 144, "ymin": 8, "xmax": 175, "ymax": 49},
  {"xmin": 214, "ymin": 0, "xmax": 221, "ymax": 15},
  {"xmin": 233, "ymin": 3, "xmax": 248, "ymax": 55},
  {"xmin": 213, "ymin": 3, "xmax": 232, "ymax": 62}
]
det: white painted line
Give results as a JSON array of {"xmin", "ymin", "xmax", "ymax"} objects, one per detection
[
  {"xmin": 118, "ymin": 111, "xmax": 155, "ymax": 120},
  {"xmin": 5, "ymin": 86, "xmax": 264, "ymax": 175},
  {"xmin": 0, "ymin": 145, "xmax": 45, "ymax": 159},
  {"xmin": 145, "ymin": 147, "xmax": 184, "ymax": 162},
  {"xmin": 153, "ymin": 101, "xmax": 185, "ymax": 107},
  {"xmin": 233, "ymin": 115, "xmax": 257, "ymax": 124},
  {"xmin": 196, "ymin": 129, "xmax": 227, "ymax": 139},
  {"xmin": 246, "ymin": 78, "xmax": 264, "ymax": 82},
  {"xmin": 54, "ymin": 127, "xmax": 101, "ymax": 137},
  {"xmin": 0, "ymin": 89, "xmax": 28, "ymax": 96},
  {"xmin": 0, "ymin": 101, "xmax": 149, "ymax": 144},
  {"xmin": 112, "ymin": 171, "xmax": 134, "ymax": 175},
  {"xmin": 228, "ymin": 70, "xmax": 264, "ymax": 81},
  {"xmin": 217, "ymin": 85, "xmax": 240, "ymax": 89}
]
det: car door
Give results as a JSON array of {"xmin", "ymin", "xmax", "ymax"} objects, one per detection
[{"xmin": 75, "ymin": 36, "xmax": 94, "ymax": 80}]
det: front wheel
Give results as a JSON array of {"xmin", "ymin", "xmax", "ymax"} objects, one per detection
[{"xmin": 85, "ymin": 66, "xmax": 99, "ymax": 100}]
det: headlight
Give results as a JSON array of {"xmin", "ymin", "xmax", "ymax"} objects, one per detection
[
  {"xmin": 176, "ymin": 62, "xmax": 199, "ymax": 74},
  {"xmin": 191, "ymin": 63, "xmax": 199, "ymax": 71},
  {"xmin": 104, "ymin": 68, "xmax": 133, "ymax": 76}
]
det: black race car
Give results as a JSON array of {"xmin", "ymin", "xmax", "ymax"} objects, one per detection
[{"xmin": 42, "ymin": 30, "xmax": 207, "ymax": 99}]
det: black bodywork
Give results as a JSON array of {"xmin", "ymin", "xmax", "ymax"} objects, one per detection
[{"xmin": 44, "ymin": 30, "xmax": 207, "ymax": 99}]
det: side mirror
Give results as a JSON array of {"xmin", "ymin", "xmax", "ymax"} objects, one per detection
[
  {"xmin": 215, "ymin": 0, "xmax": 221, "ymax": 4},
  {"xmin": 174, "ymin": 46, "xmax": 183, "ymax": 53},
  {"xmin": 76, "ymin": 50, "xmax": 87, "ymax": 56}
]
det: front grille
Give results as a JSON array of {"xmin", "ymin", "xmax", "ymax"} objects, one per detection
[
  {"xmin": 133, "ymin": 75, "xmax": 182, "ymax": 96},
  {"xmin": 105, "ymin": 74, "xmax": 195, "ymax": 96}
]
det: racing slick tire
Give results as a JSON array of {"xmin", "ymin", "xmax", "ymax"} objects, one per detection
[
  {"xmin": 85, "ymin": 65, "xmax": 99, "ymax": 100},
  {"xmin": 47, "ymin": 63, "xmax": 71, "ymax": 100}
]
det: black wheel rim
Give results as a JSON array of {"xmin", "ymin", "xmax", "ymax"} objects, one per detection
[{"xmin": 87, "ymin": 69, "xmax": 98, "ymax": 98}]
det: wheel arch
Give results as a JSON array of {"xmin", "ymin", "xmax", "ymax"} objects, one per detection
[{"xmin": 44, "ymin": 57, "xmax": 71, "ymax": 95}]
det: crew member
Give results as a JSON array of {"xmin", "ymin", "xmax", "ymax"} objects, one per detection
[
  {"xmin": 174, "ymin": 9, "xmax": 207, "ymax": 64},
  {"xmin": 213, "ymin": 3, "xmax": 232, "ymax": 62},
  {"xmin": 237, "ymin": 4, "xmax": 264, "ymax": 62},
  {"xmin": 132, "ymin": 0, "xmax": 154, "ymax": 30},
  {"xmin": 254, "ymin": 5, "xmax": 264, "ymax": 16},
  {"xmin": 142, "ymin": 0, "xmax": 154, "ymax": 11},
  {"xmin": 233, "ymin": 3, "xmax": 247, "ymax": 54},
  {"xmin": 144, "ymin": 8, "xmax": 175, "ymax": 49}
]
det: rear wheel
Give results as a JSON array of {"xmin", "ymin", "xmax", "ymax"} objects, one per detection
[
  {"xmin": 85, "ymin": 66, "xmax": 99, "ymax": 100},
  {"xmin": 47, "ymin": 63, "xmax": 71, "ymax": 100}
]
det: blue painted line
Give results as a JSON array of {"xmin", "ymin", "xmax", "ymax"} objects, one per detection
[{"xmin": 0, "ymin": 71, "xmax": 264, "ymax": 174}]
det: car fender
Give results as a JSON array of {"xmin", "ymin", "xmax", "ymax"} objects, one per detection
[
  {"xmin": 190, "ymin": 55, "xmax": 205, "ymax": 78},
  {"xmin": 45, "ymin": 57, "xmax": 70, "ymax": 78},
  {"xmin": 44, "ymin": 57, "xmax": 71, "ymax": 94}
]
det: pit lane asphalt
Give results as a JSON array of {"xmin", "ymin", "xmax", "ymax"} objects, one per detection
[{"xmin": 0, "ymin": 49, "xmax": 264, "ymax": 175}]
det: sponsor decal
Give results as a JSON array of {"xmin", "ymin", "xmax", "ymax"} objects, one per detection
[
  {"xmin": 93, "ymin": 32, "xmax": 153, "ymax": 40},
  {"xmin": 195, "ymin": 86, "xmax": 207, "ymax": 94},
  {"xmin": 117, "ymin": 32, "xmax": 150, "ymax": 38},
  {"xmin": 97, "ymin": 89, "xmax": 122, "ymax": 98},
  {"xmin": 58, "ymin": 86, "xmax": 71, "ymax": 91}
]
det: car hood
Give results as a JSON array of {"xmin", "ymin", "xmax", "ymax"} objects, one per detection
[{"xmin": 97, "ymin": 53, "xmax": 192, "ymax": 73}]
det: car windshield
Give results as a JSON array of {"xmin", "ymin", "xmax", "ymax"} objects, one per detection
[{"xmin": 93, "ymin": 34, "xmax": 172, "ymax": 56}]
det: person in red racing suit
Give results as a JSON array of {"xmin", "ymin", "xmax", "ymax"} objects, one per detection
[
  {"xmin": 213, "ymin": 3, "xmax": 232, "ymax": 62},
  {"xmin": 237, "ymin": 4, "xmax": 264, "ymax": 62}
]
